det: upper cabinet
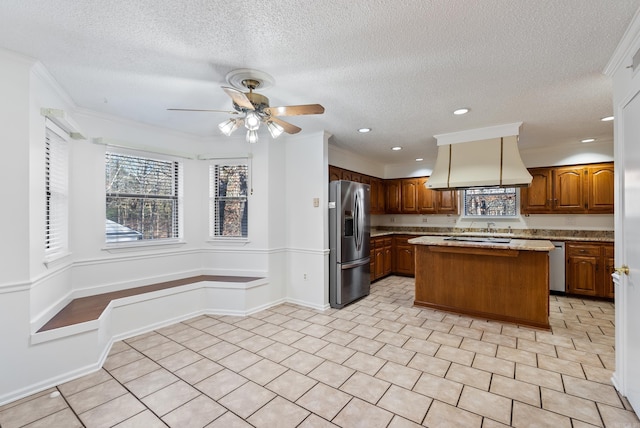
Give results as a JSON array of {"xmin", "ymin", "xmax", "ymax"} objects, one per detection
[
  {"xmin": 587, "ymin": 164, "xmax": 615, "ymax": 212},
  {"xmin": 521, "ymin": 162, "xmax": 614, "ymax": 214},
  {"xmin": 393, "ymin": 177, "xmax": 458, "ymax": 215},
  {"xmin": 370, "ymin": 177, "xmax": 386, "ymax": 214}
]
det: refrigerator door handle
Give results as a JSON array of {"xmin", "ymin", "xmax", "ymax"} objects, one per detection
[
  {"xmin": 340, "ymin": 257, "xmax": 371, "ymax": 269},
  {"xmin": 354, "ymin": 191, "xmax": 361, "ymax": 250}
]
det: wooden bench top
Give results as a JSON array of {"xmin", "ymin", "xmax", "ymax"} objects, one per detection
[{"xmin": 38, "ymin": 275, "xmax": 263, "ymax": 332}]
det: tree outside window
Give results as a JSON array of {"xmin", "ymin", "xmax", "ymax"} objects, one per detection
[
  {"xmin": 105, "ymin": 152, "xmax": 181, "ymax": 242},
  {"xmin": 464, "ymin": 187, "xmax": 518, "ymax": 217},
  {"xmin": 210, "ymin": 163, "xmax": 248, "ymax": 238}
]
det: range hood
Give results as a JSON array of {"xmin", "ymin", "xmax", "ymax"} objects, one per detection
[{"xmin": 427, "ymin": 122, "xmax": 532, "ymax": 190}]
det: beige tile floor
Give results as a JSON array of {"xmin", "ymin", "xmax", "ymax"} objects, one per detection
[{"xmin": 1, "ymin": 276, "xmax": 639, "ymax": 427}]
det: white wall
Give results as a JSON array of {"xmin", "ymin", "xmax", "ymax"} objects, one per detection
[{"xmin": 285, "ymin": 132, "xmax": 331, "ymax": 309}]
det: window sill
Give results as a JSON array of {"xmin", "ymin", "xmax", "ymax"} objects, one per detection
[
  {"xmin": 43, "ymin": 251, "xmax": 72, "ymax": 268},
  {"xmin": 102, "ymin": 239, "xmax": 186, "ymax": 253},
  {"xmin": 206, "ymin": 238, "xmax": 251, "ymax": 246}
]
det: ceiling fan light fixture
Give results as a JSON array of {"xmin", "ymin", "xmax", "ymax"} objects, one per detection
[
  {"xmin": 245, "ymin": 111, "xmax": 261, "ymax": 131},
  {"xmin": 247, "ymin": 130, "xmax": 259, "ymax": 144},
  {"xmin": 218, "ymin": 118, "xmax": 241, "ymax": 136},
  {"xmin": 267, "ymin": 121, "xmax": 285, "ymax": 139}
]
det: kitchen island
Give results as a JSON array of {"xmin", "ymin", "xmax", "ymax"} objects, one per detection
[{"xmin": 409, "ymin": 236, "xmax": 554, "ymax": 329}]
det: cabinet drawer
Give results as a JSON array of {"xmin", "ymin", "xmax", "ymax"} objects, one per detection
[
  {"xmin": 566, "ymin": 244, "xmax": 600, "ymax": 257},
  {"xmin": 382, "ymin": 237, "xmax": 393, "ymax": 247}
]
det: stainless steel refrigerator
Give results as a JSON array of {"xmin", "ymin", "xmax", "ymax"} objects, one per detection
[{"xmin": 329, "ymin": 180, "xmax": 371, "ymax": 308}]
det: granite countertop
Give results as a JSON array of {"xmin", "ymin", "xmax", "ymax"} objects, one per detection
[
  {"xmin": 408, "ymin": 236, "xmax": 555, "ymax": 251},
  {"xmin": 371, "ymin": 227, "xmax": 614, "ymax": 242}
]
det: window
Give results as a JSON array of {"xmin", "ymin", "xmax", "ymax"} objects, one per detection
[
  {"xmin": 45, "ymin": 122, "xmax": 69, "ymax": 259},
  {"xmin": 463, "ymin": 187, "xmax": 518, "ymax": 217},
  {"xmin": 210, "ymin": 161, "xmax": 248, "ymax": 238},
  {"xmin": 105, "ymin": 151, "xmax": 181, "ymax": 243}
]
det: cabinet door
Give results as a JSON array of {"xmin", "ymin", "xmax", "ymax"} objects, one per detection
[
  {"xmin": 567, "ymin": 254, "xmax": 598, "ymax": 296},
  {"xmin": 521, "ymin": 168, "xmax": 553, "ymax": 213},
  {"xmin": 385, "ymin": 180, "xmax": 402, "ymax": 213},
  {"xmin": 588, "ymin": 164, "xmax": 615, "ymax": 213},
  {"xmin": 566, "ymin": 243, "xmax": 600, "ymax": 296},
  {"xmin": 401, "ymin": 179, "xmax": 419, "ymax": 213},
  {"xmin": 395, "ymin": 244, "xmax": 415, "ymax": 276},
  {"xmin": 417, "ymin": 178, "xmax": 437, "ymax": 214},
  {"xmin": 554, "ymin": 167, "xmax": 587, "ymax": 213},
  {"xmin": 383, "ymin": 245, "xmax": 393, "ymax": 275},
  {"xmin": 437, "ymin": 190, "xmax": 458, "ymax": 214},
  {"xmin": 369, "ymin": 178, "xmax": 386, "ymax": 214},
  {"xmin": 374, "ymin": 247, "xmax": 385, "ymax": 279},
  {"xmin": 604, "ymin": 244, "xmax": 615, "ymax": 298},
  {"xmin": 329, "ymin": 165, "xmax": 342, "ymax": 182},
  {"xmin": 370, "ymin": 239, "xmax": 377, "ymax": 281}
]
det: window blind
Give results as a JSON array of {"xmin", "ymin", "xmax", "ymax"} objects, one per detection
[
  {"xmin": 105, "ymin": 152, "xmax": 181, "ymax": 242},
  {"xmin": 45, "ymin": 124, "xmax": 69, "ymax": 258},
  {"xmin": 210, "ymin": 162, "xmax": 248, "ymax": 238}
]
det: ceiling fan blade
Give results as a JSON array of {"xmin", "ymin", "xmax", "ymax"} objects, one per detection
[
  {"xmin": 264, "ymin": 104, "xmax": 325, "ymax": 117},
  {"xmin": 270, "ymin": 117, "xmax": 302, "ymax": 134},
  {"xmin": 167, "ymin": 108, "xmax": 239, "ymax": 114},
  {"xmin": 222, "ymin": 86, "xmax": 255, "ymax": 110}
]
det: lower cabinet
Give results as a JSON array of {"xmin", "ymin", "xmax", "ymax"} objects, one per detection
[
  {"xmin": 370, "ymin": 235, "xmax": 416, "ymax": 282},
  {"xmin": 566, "ymin": 242, "xmax": 614, "ymax": 298},
  {"xmin": 394, "ymin": 236, "xmax": 415, "ymax": 276},
  {"xmin": 371, "ymin": 236, "xmax": 392, "ymax": 281}
]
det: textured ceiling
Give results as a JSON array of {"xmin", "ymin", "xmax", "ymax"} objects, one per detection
[{"xmin": 1, "ymin": 0, "xmax": 638, "ymax": 165}]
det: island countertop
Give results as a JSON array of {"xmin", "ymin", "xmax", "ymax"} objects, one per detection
[{"xmin": 408, "ymin": 236, "xmax": 554, "ymax": 252}]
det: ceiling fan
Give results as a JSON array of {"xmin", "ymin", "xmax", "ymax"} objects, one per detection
[{"xmin": 168, "ymin": 69, "xmax": 325, "ymax": 144}]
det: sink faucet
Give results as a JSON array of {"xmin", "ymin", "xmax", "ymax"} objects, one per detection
[{"xmin": 487, "ymin": 222, "xmax": 496, "ymax": 233}]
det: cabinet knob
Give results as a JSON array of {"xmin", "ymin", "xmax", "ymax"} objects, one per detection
[{"xmin": 614, "ymin": 265, "xmax": 630, "ymax": 275}]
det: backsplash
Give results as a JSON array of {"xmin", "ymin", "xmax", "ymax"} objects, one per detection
[{"xmin": 372, "ymin": 226, "xmax": 614, "ymax": 242}]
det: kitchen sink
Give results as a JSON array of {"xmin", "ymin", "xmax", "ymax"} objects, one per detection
[{"xmin": 444, "ymin": 236, "xmax": 512, "ymax": 243}]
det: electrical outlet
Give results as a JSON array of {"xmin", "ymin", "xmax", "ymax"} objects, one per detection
[
  {"xmin": 422, "ymin": 216, "xmax": 428, "ymax": 223},
  {"xmin": 304, "ymin": 273, "xmax": 307, "ymax": 280},
  {"xmin": 313, "ymin": 198, "xmax": 319, "ymax": 207},
  {"xmin": 390, "ymin": 217, "xmax": 395, "ymax": 223}
]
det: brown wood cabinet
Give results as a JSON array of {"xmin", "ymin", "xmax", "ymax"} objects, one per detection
[
  {"xmin": 371, "ymin": 236, "xmax": 392, "ymax": 281},
  {"xmin": 370, "ymin": 177, "xmax": 386, "ymax": 214},
  {"xmin": 414, "ymin": 244, "xmax": 550, "ymax": 329},
  {"xmin": 521, "ymin": 163, "xmax": 614, "ymax": 214},
  {"xmin": 329, "ymin": 165, "xmax": 459, "ymax": 216},
  {"xmin": 588, "ymin": 164, "xmax": 615, "ymax": 213},
  {"xmin": 566, "ymin": 241, "xmax": 615, "ymax": 298},
  {"xmin": 385, "ymin": 180, "xmax": 402, "ymax": 213},
  {"xmin": 393, "ymin": 235, "xmax": 415, "ymax": 276},
  {"xmin": 398, "ymin": 177, "xmax": 458, "ymax": 215}
]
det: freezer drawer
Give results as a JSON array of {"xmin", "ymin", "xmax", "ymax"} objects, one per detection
[{"xmin": 330, "ymin": 258, "xmax": 370, "ymax": 308}]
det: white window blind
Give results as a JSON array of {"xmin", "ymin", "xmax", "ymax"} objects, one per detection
[
  {"xmin": 105, "ymin": 151, "xmax": 181, "ymax": 243},
  {"xmin": 45, "ymin": 123, "xmax": 69, "ymax": 259},
  {"xmin": 210, "ymin": 161, "xmax": 248, "ymax": 238}
]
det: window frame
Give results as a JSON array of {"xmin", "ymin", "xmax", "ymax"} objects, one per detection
[
  {"xmin": 461, "ymin": 187, "xmax": 521, "ymax": 219},
  {"xmin": 104, "ymin": 148, "xmax": 183, "ymax": 246},
  {"xmin": 44, "ymin": 120, "xmax": 70, "ymax": 262},
  {"xmin": 209, "ymin": 158, "xmax": 249, "ymax": 241}
]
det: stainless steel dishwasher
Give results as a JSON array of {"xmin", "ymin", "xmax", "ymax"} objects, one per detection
[{"xmin": 549, "ymin": 241, "xmax": 565, "ymax": 293}]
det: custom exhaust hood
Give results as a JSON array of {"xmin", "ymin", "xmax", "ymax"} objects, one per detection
[{"xmin": 427, "ymin": 122, "xmax": 532, "ymax": 190}]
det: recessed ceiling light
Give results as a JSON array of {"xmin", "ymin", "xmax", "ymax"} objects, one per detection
[
  {"xmin": 600, "ymin": 116, "xmax": 614, "ymax": 122},
  {"xmin": 391, "ymin": 146, "xmax": 402, "ymax": 151},
  {"xmin": 415, "ymin": 158, "xmax": 424, "ymax": 162},
  {"xmin": 581, "ymin": 138, "xmax": 596, "ymax": 143},
  {"xmin": 358, "ymin": 128, "xmax": 372, "ymax": 133},
  {"xmin": 453, "ymin": 108, "xmax": 470, "ymax": 115}
]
